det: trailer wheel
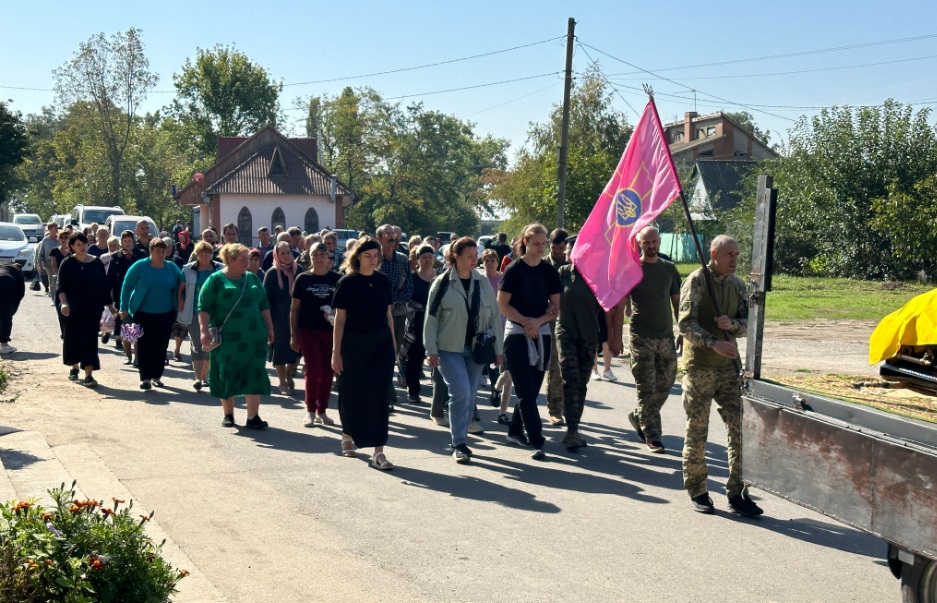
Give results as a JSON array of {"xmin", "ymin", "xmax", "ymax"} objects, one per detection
[{"xmin": 902, "ymin": 555, "xmax": 937, "ymax": 603}]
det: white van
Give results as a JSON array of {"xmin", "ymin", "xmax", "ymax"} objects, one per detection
[{"xmin": 70, "ymin": 205, "xmax": 124, "ymax": 230}]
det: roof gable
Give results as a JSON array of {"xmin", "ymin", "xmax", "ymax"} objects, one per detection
[
  {"xmin": 176, "ymin": 127, "xmax": 351, "ymax": 205},
  {"xmin": 693, "ymin": 160, "xmax": 756, "ymax": 212}
]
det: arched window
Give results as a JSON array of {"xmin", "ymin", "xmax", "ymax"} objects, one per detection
[
  {"xmin": 304, "ymin": 207, "xmax": 319, "ymax": 234},
  {"xmin": 237, "ymin": 206, "xmax": 252, "ymax": 246},
  {"xmin": 271, "ymin": 207, "xmax": 286, "ymax": 232}
]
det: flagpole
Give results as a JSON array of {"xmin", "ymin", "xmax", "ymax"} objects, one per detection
[{"xmin": 645, "ymin": 90, "xmax": 742, "ymax": 375}]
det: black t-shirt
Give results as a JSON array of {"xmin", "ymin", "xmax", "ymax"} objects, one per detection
[
  {"xmin": 87, "ymin": 244, "xmax": 107, "ymax": 257},
  {"xmin": 332, "ymin": 271, "xmax": 393, "ymax": 334},
  {"xmin": 292, "ymin": 271, "xmax": 341, "ymax": 331},
  {"xmin": 494, "ymin": 244, "xmax": 511, "ymax": 263},
  {"xmin": 499, "ymin": 258, "xmax": 561, "ymax": 321},
  {"xmin": 411, "ymin": 272, "xmax": 432, "ymax": 308},
  {"xmin": 49, "ymin": 248, "xmax": 68, "ymax": 267},
  {"xmin": 132, "ymin": 240, "xmax": 150, "ymax": 261}
]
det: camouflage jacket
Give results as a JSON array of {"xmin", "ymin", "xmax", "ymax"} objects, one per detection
[{"xmin": 678, "ymin": 263, "xmax": 748, "ymax": 370}]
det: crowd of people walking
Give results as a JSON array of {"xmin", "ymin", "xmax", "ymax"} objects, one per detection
[{"xmin": 6, "ymin": 217, "xmax": 761, "ymax": 516}]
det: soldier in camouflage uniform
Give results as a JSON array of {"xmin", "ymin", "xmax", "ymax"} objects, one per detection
[
  {"xmin": 554, "ymin": 235, "xmax": 616, "ymax": 450},
  {"xmin": 678, "ymin": 235, "xmax": 763, "ymax": 518},
  {"xmin": 625, "ymin": 227, "xmax": 681, "ymax": 453},
  {"xmin": 545, "ymin": 228, "xmax": 569, "ymax": 426}
]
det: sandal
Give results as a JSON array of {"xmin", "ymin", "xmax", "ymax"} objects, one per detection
[
  {"xmin": 371, "ymin": 453, "xmax": 394, "ymax": 471},
  {"xmin": 341, "ymin": 437, "xmax": 356, "ymax": 457},
  {"xmin": 278, "ymin": 385, "xmax": 291, "ymax": 396}
]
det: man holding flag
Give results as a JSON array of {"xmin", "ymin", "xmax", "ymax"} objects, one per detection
[{"xmin": 571, "ymin": 97, "xmax": 763, "ymax": 517}]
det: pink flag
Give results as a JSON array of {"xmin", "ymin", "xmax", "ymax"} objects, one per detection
[{"xmin": 570, "ymin": 100, "xmax": 682, "ymax": 310}]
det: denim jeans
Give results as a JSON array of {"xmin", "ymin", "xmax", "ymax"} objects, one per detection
[{"xmin": 438, "ymin": 346, "xmax": 485, "ymax": 447}]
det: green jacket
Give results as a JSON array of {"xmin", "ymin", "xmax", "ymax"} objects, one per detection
[
  {"xmin": 423, "ymin": 270, "xmax": 504, "ymax": 356},
  {"xmin": 677, "ymin": 263, "xmax": 748, "ymax": 370}
]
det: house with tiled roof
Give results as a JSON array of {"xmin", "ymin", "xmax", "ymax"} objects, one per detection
[
  {"xmin": 663, "ymin": 111, "xmax": 777, "ymax": 167},
  {"xmin": 174, "ymin": 127, "xmax": 354, "ymax": 247}
]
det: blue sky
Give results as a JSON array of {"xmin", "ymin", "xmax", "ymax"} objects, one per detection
[{"xmin": 3, "ymin": 0, "xmax": 935, "ymax": 156}]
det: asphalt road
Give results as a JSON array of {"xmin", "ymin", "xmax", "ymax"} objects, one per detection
[{"xmin": 0, "ymin": 289, "xmax": 897, "ymax": 602}]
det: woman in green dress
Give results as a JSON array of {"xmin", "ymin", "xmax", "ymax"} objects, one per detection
[{"xmin": 198, "ymin": 243, "xmax": 275, "ymax": 429}]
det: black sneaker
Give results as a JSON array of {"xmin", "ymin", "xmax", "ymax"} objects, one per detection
[
  {"xmin": 506, "ymin": 433, "xmax": 530, "ymax": 447},
  {"xmin": 490, "ymin": 390, "xmax": 501, "ymax": 407},
  {"xmin": 407, "ymin": 394, "xmax": 421, "ymax": 404},
  {"xmin": 193, "ymin": 380, "xmax": 203, "ymax": 391},
  {"xmin": 497, "ymin": 413, "xmax": 511, "ymax": 425},
  {"xmin": 690, "ymin": 493, "xmax": 715, "ymax": 514},
  {"xmin": 628, "ymin": 410, "xmax": 645, "ymax": 442},
  {"xmin": 728, "ymin": 494, "xmax": 764, "ymax": 518},
  {"xmin": 530, "ymin": 448, "xmax": 546, "ymax": 460},
  {"xmin": 101, "ymin": 333, "xmax": 110, "ymax": 344},
  {"xmin": 245, "ymin": 415, "xmax": 268, "ymax": 430},
  {"xmin": 222, "ymin": 414, "xmax": 236, "ymax": 428},
  {"xmin": 80, "ymin": 376, "xmax": 98, "ymax": 388},
  {"xmin": 140, "ymin": 381, "xmax": 151, "ymax": 391},
  {"xmin": 68, "ymin": 368, "xmax": 79, "ymax": 381},
  {"xmin": 646, "ymin": 439, "xmax": 666, "ymax": 453},
  {"xmin": 152, "ymin": 380, "xmax": 164, "ymax": 388}
]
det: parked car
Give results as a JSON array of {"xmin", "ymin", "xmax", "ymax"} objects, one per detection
[
  {"xmin": 51, "ymin": 214, "xmax": 71, "ymax": 229},
  {"xmin": 12, "ymin": 213, "xmax": 44, "ymax": 241},
  {"xmin": 331, "ymin": 228, "xmax": 360, "ymax": 249},
  {"xmin": 0, "ymin": 223, "xmax": 36, "ymax": 276},
  {"xmin": 70, "ymin": 205, "xmax": 124, "ymax": 231},
  {"xmin": 104, "ymin": 215, "xmax": 158, "ymax": 241}
]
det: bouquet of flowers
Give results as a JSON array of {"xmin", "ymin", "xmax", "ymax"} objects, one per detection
[{"xmin": 120, "ymin": 322, "xmax": 144, "ymax": 344}]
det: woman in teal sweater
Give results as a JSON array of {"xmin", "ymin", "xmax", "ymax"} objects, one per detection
[{"xmin": 120, "ymin": 238, "xmax": 185, "ymax": 390}]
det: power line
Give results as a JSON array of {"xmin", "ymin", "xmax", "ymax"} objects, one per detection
[
  {"xmin": 579, "ymin": 41, "xmax": 797, "ymax": 123},
  {"xmin": 603, "ymin": 32, "xmax": 937, "ymax": 76},
  {"xmin": 282, "ymin": 35, "xmax": 565, "ymax": 87},
  {"xmin": 576, "ymin": 44, "xmax": 639, "ymax": 115},
  {"xmin": 607, "ymin": 53, "xmax": 937, "ymax": 82},
  {"xmin": 465, "ymin": 81, "xmax": 562, "ymax": 117}
]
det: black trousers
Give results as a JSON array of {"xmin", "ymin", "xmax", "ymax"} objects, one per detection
[
  {"xmin": 133, "ymin": 310, "xmax": 176, "ymax": 381},
  {"xmin": 504, "ymin": 333, "xmax": 551, "ymax": 448},
  {"xmin": 0, "ymin": 299, "xmax": 19, "ymax": 343}
]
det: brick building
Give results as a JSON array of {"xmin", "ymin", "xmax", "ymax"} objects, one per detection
[{"xmin": 663, "ymin": 111, "xmax": 777, "ymax": 167}]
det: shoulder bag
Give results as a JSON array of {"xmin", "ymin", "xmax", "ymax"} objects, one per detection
[{"xmin": 203, "ymin": 276, "xmax": 248, "ymax": 352}]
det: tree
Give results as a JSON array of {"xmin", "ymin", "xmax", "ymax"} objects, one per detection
[
  {"xmin": 53, "ymin": 28, "xmax": 158, "ymax": 206},
  {"xmin": 489, "ymin": 65, "xmax": 632, "ymax": 231},
  {"xmin": 0, "ymin": 101, "xmax": 28, "ymax": 203},
  {"xmin": 765, "ymin": 100, "xmax": 937, "ymax": 278},
  {"xmin": 173, "ymin": 45, "xmax": 282, "ymax": 157}
]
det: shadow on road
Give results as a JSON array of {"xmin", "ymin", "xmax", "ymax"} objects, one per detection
[
  {"xmin": 0, "ymin": 446, "xmax": 43, "ymax": 470},
  {"xmin": 393, "ymin": 466, "xmax": 562, "ymax": 513},
  {"xmin": 6, "ymin": 352, "xmax": 58, "ymax": 361},
  {"xmin": 722, "ymin": 512, "xmax": 886, "ymax": 559}
]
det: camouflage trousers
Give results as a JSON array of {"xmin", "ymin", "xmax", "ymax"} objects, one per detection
[
  {"xmin": 546, "ymin": 327, "xmax": 564, "ymax": 420},
  {"xmin": 556, "ymin": 333, "xmax": 597, "ymax": 429},
  {"xmin": 682, "ymin": 367, "xmax": 743, "ymax": 498},
  {"xmin": 629, "ymin": 333, "xmax": 678, "ymax": 441}
]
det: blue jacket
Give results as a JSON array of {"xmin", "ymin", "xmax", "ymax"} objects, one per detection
[{"xmin": 119, "ymin": 258, "xmax": 183, "ymax": 316}]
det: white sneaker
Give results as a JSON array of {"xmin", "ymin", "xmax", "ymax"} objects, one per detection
[
  {"xmin": 467, "ymin": 420, "xmax": 484, "ymax": 434},
  {"xmin": 432, "ymin": 415, "xmax": 449, "ymax": 427},
  {"xmin": 303, "ymin": 412, "xmax": 315, "ymax": 427},
  {"xmin": 0, "ymin": 344, "xmax": 15, "ymax": 355},
  {"xmin": 591, "ymin": 369, "xmax": 602, "ymax": 381},
  {"xmin": 603, "ymin": 368, "xmax": 618, "ymax": 382}
]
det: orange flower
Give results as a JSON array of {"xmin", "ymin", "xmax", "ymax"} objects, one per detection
[
  {"xmin": 40, "ymin": 513, "xmax": 53, "ymax": 521},
  {"xmin": 12, "ymin": 501, "xmax": 32, "ymax": 513},
  {"xmin": 100, "ymin": 507, "xmax": 113, "ymax": 517},
  {"xmin": 178, "ymin": 569, "xmax": 190, "ymax": 577}
]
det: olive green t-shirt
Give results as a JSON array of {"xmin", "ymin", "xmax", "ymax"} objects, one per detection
[{"xmin": 628, "ymin": 259, "xmax": 681, "ymax": 340}]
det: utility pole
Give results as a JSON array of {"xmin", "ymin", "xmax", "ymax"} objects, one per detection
[{"xmin": 556, "ymin": 17, "xmax": 575, "ymax": 229}]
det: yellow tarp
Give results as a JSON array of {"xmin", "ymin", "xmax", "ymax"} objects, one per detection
[{"xmin": 869, "ymin": 287, "xmax": 937, "ymax": 364}]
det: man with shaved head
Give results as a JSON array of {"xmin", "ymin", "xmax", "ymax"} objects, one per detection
[
  {"xmin": 678, "ymin": 234, "xmax": 762, "ymax": 518},
  {"xmin": 624, "ymin": 225, "xmax": 681, "ymax": 454}
]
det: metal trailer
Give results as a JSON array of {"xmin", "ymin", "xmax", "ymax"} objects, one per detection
[{"xmin": 742, "ymin": 176, "xmax": 937, "ymax": 603}]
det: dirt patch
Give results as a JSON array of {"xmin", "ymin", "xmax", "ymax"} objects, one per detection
[
  {"xmin": 764, "ymin": 319, "xmax": 878, "ymax": 345},
  {"xmin": 773, "ymin": 373, "xmax": 937, "ymax": 424}
]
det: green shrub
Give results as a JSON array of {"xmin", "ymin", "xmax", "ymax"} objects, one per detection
[{"xmin": 0, "ymin": 482, "xmax": 186, "ymax": 602}]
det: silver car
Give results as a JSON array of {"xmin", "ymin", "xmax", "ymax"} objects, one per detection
[
  {"xmin": 0, "ymin": 223, "xmax": 36, "ymax": 276},
  {"xmin": 12, "ymin": 213, "xmax": 44, "ymax": 241}
]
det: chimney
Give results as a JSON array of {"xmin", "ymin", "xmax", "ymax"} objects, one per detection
[{"xmin": 684, "ymin": 112, "xmax": 697, "ymax": 142}]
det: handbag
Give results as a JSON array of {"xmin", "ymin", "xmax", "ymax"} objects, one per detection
[
  {"xmin": 203, "ymin": 277, "xmax": 248, "ymax": 352},
  {"xmin": 468, "ymin": 279, "xmax": 497, "ymax": 365}
]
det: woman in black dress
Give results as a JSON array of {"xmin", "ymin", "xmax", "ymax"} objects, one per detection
[
  {"xmin": 57, "ymin": 231, "xmax": 114, "ymax": 387},
  {"xmin": 331, "ymin": 237, "xmax": 396, "ymax": 470},
  {"xmin": 264, "ymin": 241, "xmax": 301, "ymax": 395}
]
